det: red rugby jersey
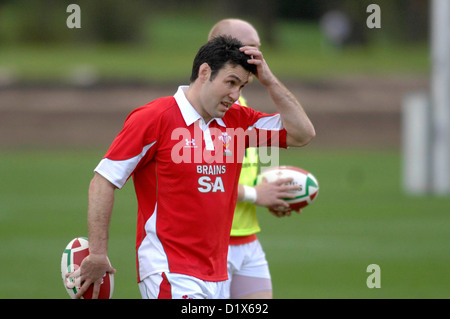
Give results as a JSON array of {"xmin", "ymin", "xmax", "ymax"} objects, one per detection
[{"xmin": 94, "ymin": 86, "xmax": 287, "ymax": 282}]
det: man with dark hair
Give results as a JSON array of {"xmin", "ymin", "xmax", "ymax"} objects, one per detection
[
  {"xmin": 190, "ymin": 36, "xmax": 257, "ymax": 82},
  {"xmin": 68, "ymin": 35, "xmax": 315, "ymax": 299}
]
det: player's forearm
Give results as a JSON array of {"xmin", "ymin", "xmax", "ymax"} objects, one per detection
[
  {"xmin": 266, "ymin": 79, "xmax": 315, "ymax": 147},
  {"xmin": 87, "ymin": 173, "xmax": 116, "ymax": 257},
  {"xmin": 239, "ymin": 45, "xmax": 315, "ymax": 147}
]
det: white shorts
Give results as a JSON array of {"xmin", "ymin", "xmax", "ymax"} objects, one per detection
[
  {"xmin": 224, "ymin": 239, "xmax": 272, "ymax": 298},
  {"xmin": 138, "ymin": 272, "xmax": 228, "ymax": 299}
]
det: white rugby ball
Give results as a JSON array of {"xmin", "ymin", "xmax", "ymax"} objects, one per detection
[
  {"xmin": 61, "ymin": 237, "xmax": 114, "ymax": 299},
  {"xmin": 257, "ymin": 166, "xmax": 319, "ymax": 211}
]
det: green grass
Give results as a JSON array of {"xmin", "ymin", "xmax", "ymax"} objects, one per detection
[
  {"xmin": 0, "ymin": 148, "xmax": 448, "ymax": 299},
  {"xmin": 0, "ymin": 15, "xmax": 430, "ymax": 83},
  {"xmin": 0, "ymin": 149, "xmax": 141, "ymax": 298},
  {"xmin": 258, "ymin": 149, "xmax": 450, "ymax": 298}
]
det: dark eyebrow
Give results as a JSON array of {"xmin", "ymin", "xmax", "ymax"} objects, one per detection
[{"xmin": 227, "ymin": 75, "xmax": 248, "ymax": 86}]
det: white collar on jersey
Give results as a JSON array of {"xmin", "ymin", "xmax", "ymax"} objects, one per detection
[{"xmin": 174, "ymin": 86, "xmax": 226, "ymax": 128}]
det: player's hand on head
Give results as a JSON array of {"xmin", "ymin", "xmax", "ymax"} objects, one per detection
[{"xmin": 239, "ymin": 46, "xmax": 276, "ymax": 87}]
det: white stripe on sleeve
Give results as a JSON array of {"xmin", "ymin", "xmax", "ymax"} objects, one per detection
[
  {"xmin": 248, "ymin": 114, "xmax": 283, "ymax": 131},
  {"xmin": 94, "ymin": 141, "xmax": 156, "ymax": 189}
]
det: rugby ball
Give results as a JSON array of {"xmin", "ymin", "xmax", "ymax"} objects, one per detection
[
  {"xmin": 257, "ymin": 166, "xmax": 319, "ymax": 211},
  {"xmin": 61, "ymin": 237, "xmax": 114, "ymax": 299}
]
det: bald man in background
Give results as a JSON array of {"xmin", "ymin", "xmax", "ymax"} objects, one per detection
[{"xmin": 208, "ymin": 19, "xmax": 301, "ymax": 299}]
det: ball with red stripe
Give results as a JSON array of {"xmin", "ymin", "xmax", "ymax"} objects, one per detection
[
  {"xmin": 257, "ymin": 166, "xmax": 319, "ymax": 211},
  {"xmin": 61, "ymin": 237, "xmax": 114, "ymax": 299}
]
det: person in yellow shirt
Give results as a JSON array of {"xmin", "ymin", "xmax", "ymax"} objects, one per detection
[{"xmin": 208, "ymin": 18, "xmax": 301, "ymax": 299}]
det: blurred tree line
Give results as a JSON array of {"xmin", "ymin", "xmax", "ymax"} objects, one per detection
[{"xmin": 0, "ymin": 0, "xmax": 429, "ymax": 46}]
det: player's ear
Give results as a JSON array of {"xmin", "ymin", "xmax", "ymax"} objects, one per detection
[{"xmin": 198, "ymin": 63, "xmax": 211, "ymax": 82}]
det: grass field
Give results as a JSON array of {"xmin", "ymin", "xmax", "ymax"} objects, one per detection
[{"xmin": 0, "ymin": 148, "xmax": 448, "ymax": 299}]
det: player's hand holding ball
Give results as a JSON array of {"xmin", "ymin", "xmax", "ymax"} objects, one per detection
[
  {"xmin": 61, "ymin": 237, "xmax": 115, "ymax": 299},
  {"xmin": 257, "ymin": 166, "xmax": 319, "ymax": 217}
]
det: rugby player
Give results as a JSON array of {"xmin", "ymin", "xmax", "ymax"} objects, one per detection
[{"xmin": 69, "ymin": 35, "xmax": 315, "ymax": 299}]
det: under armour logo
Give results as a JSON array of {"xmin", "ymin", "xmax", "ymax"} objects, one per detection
[{"xmin": 184, "ymin": 139, "xmax": 197, "ymax": 148}]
